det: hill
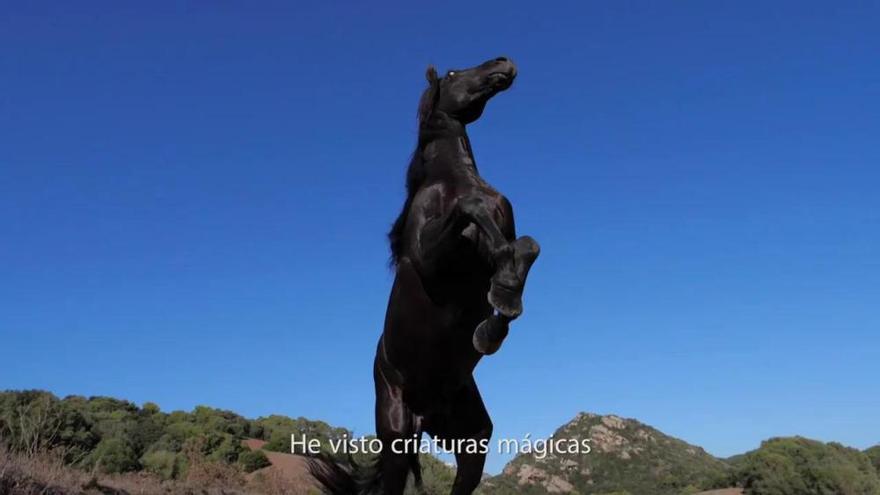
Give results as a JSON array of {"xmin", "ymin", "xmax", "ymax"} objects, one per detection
[
  {"xmin": 480, "ymin": 412, "xmax": 731, "ymax": 495},
  {"xmin": 734, "ymin": 437, "xmax": 880, "ymax": 495}
]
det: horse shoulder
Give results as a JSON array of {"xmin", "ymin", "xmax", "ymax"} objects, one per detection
[
  {"xmin": 408, "ymin": 182, "xmax": 453, "ymax": 225},
  {"xmin": 397, "ymin": 183, "xmax": 448, "ymax": 257}
]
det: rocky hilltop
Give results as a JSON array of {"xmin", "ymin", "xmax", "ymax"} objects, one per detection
[{"xmin": 481, "ymin": 413, "xmax": 730, "ymax": 495}]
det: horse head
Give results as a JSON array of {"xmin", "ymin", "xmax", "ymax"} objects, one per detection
[{"xmin": 420, "ymin": 56, "xmax": 517, "ymax": 125}]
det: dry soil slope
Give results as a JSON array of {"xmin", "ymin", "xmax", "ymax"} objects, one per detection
[{"xmin": 243, "ymin": 439, "xmax": 317, "ymax": 493}]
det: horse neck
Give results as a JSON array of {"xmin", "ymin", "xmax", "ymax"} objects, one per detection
[{"xmin": 417, "ymin": 113, "xmax": 480, "ymax": 185}]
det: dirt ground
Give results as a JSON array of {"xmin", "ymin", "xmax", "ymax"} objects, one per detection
[{"xmin": 242, "ymin": 439, "xmax": 318, "ymax": 494}]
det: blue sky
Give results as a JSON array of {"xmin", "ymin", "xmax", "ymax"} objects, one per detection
[{"xmin": 2, "ymin": 1, "xmax": 878, "ymax": 474}]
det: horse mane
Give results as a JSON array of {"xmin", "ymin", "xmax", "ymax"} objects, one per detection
[{"xmin": 388, "ymin": 66, "xmax": 440, "ymax": 267}]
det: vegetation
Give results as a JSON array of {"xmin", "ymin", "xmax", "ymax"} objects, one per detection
[
  {"xmin": 408, "ymin": 454, "xmax": 455, "ymax": 494},
  {"xmin": 482, "ymin": 417, "xmax": 880, "ymax": 495},
  {"xmin": 737, "ymin": 437, "xmax": 880, "ymax": 495},
  {"xmin": 866, "ymin": 445, "xmax": 880, "ymax": 475},
  {"xmin": 253, "ymin": 414, "xmax": 347, "ymax": 456},
  {"xmin": 0, "ymin": 390, "xmax": 451, "ymax": 493},
  {"xmin": 239, "ymin": 448, "xmax": 271, "ymax": 473},
  {"xmin": 0, "ymin": 390, "xmax": 344, "ymax": 480},
  {"xmin": 3, "ymin": 390, "xmax": 878, "ymax": 495},
  {"xmin": 0, "ymin": 440, "xmax": 249, "ymax": 495}
]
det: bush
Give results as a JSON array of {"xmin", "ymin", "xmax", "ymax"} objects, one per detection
[
  {"xmin": 239, "ymin": 449, "xmax": 271, "ymax": 473},
  {"xmin": 254, "ymin": 414, "xmax": 348, "ymax": 454},
  {"xmin": 206, "ymin": 434, "xmax": 243, "ymax": 463},
  {"xmin": 86, "ymin": 437, "xmax": 139, "ymax": 473},
  {"xmin": 263, "ymin": 433, "xmax": 292, "ymax": 453},
  {"xmin": 866, "ymin": 446, "xmax": 880, "ymax": 475},
  {"xmin": 141, "ymin": 449, "xmax": 186, "ymax": 480}
]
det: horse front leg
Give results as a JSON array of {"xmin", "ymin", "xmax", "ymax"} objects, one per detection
[
  {"xmin": 454, "ymin": 196, "xmax": 540, "ymax": 313},
  {"xmin": 453, "ymin": 201, "xmax": 538, "ymax": 355},
  {"xmin": 417, "ymin": 195, "xmax": 540, "ymax": 352},
  {"xmin": 472, "ymin": 235, "xmax": 540, "ymax": 354},
  {"xmin": 484, "ymin": 234, "xmax": 540, "ymax": 318}
]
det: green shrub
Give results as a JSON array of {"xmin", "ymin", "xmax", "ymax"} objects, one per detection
[
  {"xmin": 254, "ymin": 415, "xmax": 348, "ymax": 454},
  {"xmin": 239, "ymin": 449, "xmax": 271, "ymax": 473},
  {"xmin": 263, "ymin": 433, "xmax": 292, "ymax": 453},
  {"xmin": 866, "ymin": 446, "xmax": 880, "ymax": 475},
  {"xmin": 86, "ymin": 437, "xmax": 139, "ymax": 473},
  {"xmin": 413, "ymin": 454, "xmax": 455, "ymax": 494},
  {"xmin": 206, "ymin": 433, "xmax": 243, "ymax": 463},
  {"xmin": 141, "ymin": 449, "xmax": 186, "ymax": 480}
]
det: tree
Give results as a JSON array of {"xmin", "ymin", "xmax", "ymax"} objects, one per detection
[{"xmin": 0, "ymin": 391, "xmax": 63, "ymax": 456}]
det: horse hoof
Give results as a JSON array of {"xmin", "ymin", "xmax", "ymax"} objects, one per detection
[
  {"xmin": 488, "ymin": 282, "xmax": 523, "ymax": 318},
  {"xmin": 473, "ymin": 319, "xmax": 504, "ymax": 355},
  {"xmin": 514, "ymin": 235, "xmax": 541, "ymax": 261}
]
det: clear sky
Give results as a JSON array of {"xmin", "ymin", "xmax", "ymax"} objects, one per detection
[{"xmin": 2, "ymin": 1, "xmax": 878, "ymax": 475}]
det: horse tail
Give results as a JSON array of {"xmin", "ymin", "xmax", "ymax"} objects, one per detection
[{"xmin": 306, "ymin": 453, "xmax": 383, "ymax": 495}]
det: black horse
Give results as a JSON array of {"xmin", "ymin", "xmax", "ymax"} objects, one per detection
[{"xmin": 310, "ymin": 56, "xmax": 540, "ymax": 495}]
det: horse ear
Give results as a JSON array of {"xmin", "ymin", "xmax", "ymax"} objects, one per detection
[
  {"xmin": 418, "ymin": 65, "xmax": 441, "ymax": 123},
  {"xmin": 425, "ymin": 65, "xmax": 438, "ymax": 84}
]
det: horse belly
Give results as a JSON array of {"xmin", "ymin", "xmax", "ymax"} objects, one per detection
[{"xmin": 381, "ymin": 258, "xmax": 486, "ymax": 413}]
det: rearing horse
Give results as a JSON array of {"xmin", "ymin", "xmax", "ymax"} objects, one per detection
[{"xmin": 310, "ymin": 56, "xmax": 540, "ymax": 495}]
